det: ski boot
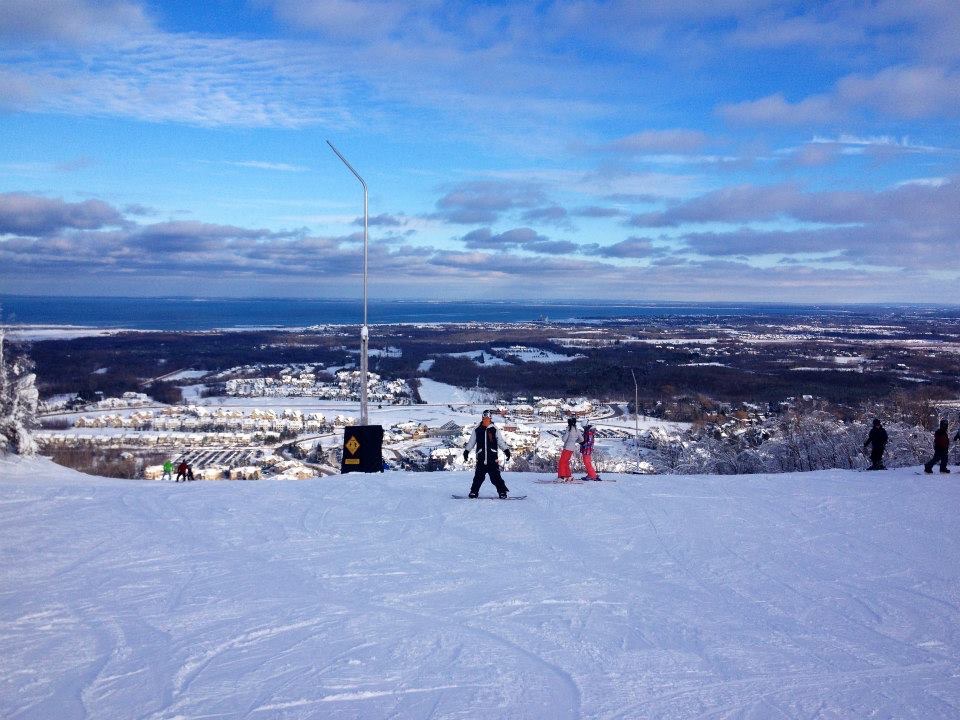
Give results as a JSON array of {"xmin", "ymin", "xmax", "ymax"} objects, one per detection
[
  {"xmin": 941, "ymin": 468, "xmax": 951, "ymax": 474},
  {"xmin": 468, "ymin": 491, "xmax": 478, "ymax": 498},
  {"xmin": 498, "ymin": 492, "xmax": 508, "ymax": 499}
]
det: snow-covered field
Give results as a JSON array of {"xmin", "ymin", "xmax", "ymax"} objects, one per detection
[
  {"xmin": 4, "ymin": 326, "xmax": 131, "ymax": 341},
  {"xmin": 2, "ymin": 457, "xmax": 959, "ymax": 719}
]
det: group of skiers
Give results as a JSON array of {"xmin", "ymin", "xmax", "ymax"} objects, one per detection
[
  {"xmin": 463, "ymin": 411, "xmax": 600, "ymax": 498},
  {"xmin": 557, "ymin": 416, "xmax": 601, "ymax": 482},
  {"xmin": 162, "ymin": 458, "xmax": 195, "ymax": 482},
  {"xmin": 463, "ymin": 411, "xmax": 959, "ymax": 497},
  {"xmin": 863, "ymin": 417, "xmax": 959, "ymax": 473}
]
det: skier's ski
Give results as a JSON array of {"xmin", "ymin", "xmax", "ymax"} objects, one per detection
[
  {"xmin": 534, "ymin": 479, "xmax": 584, "ymax": 485},
  {"xmin": 451, "ymin": 494, "xmax": 526, "ymax": 500}
]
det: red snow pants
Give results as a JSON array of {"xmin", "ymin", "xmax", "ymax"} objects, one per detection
[
  {"xmin": 581, "ymin": 453, "xmax": 598, "ymax": 479},
  {"xmin": 558, "ymin": 449, "xmax": 574, "ymax": 478}
]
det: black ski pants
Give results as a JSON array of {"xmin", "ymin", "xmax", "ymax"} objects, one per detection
[
  {"xmin": 925, "ymin": 448, "xmax": 949, "ymax": 472},
  {"xmin": 470, "ymin": 462, "xmax": 508, "ymax": 495},
  {"xmin": 870, "ymin": 446, "xmax": 885, "ymax": 468}
]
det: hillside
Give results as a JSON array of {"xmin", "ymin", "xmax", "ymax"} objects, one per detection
[{"xmin": 1, "ymin": 458, "xmax": 958, "ymax": 718}]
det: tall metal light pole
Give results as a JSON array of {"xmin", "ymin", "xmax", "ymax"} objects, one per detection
[
  {"xmin": 326, "ymin": 140, "xmax": 369, "ymax": 425},
  {"xmin": 631, "ymin": 368, "xmax": 640, "ymax": 472}
]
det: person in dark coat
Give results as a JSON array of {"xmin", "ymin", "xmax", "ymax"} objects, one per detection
[
  {"xmin": 863, "ymin": 418, "xmax": 888, "ymax": 470},
  {"xmin": 176, "ymin": 459, "xmax": 188, "ymax": 483},
  {"xmin": 463, "ymin": 410, "xmax": 511, "ymax": 498},
  {"xmin": 924, "ymin": 419, "xmax": 951, "ymax": 474}
]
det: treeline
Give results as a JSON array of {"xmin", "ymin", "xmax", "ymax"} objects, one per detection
[
  {"xmin": 647, "ymin": 413, "xmax": 945, "ymax": 475},
  {"xmin": 426, "ymin": 349, "xmax": 954, "ymax": 407},
  {"xmin": 30, "ymin": 331, "xmax": 355, "ymax": 402}
]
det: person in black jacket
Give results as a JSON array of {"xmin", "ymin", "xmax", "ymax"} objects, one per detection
[
  {"xmin": 924, "ymin": 419, "xmax": 951, "ymax": 474},
  {"xmin": 463, "ymin": 410, "xmax": 511, "ymax": 498},
  {"xmin": 863, "ymin": 418, "xmax": 888, "ymax": 470}
]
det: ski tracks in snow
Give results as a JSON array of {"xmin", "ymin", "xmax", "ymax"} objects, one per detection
[{"xmin": 2, "ymin": 461, "xmax": 960, "ymax": 718}]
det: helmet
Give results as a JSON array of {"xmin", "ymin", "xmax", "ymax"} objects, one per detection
[
  {"xmin": 567, "ymin": 417, "xmax": 577, "ymax": 427},
  {"xmin": 873, "ymin": 418, "xmax": 881, "ymax": 426},
  {"xmin": 482, "ymin": 409, "xmax": 493, "ymax": 418}
]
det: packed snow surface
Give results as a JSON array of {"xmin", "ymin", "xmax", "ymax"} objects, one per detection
[{"xmin": 1, "ymin": 457, "xmax": 959, "ymax": 719}]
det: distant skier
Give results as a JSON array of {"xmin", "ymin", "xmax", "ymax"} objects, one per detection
[
  {"xmin": 557, "ymin": 417, "xmax": 583, "ymax": 482},
  {"xmin": 579, "ymin": 423, "xmax": 601, "ymax": 480},
  {"xmin": 186, "ymin": 464, "xmax": 195, "ymax": 482},
  {"xmin": 863, "ymin": 418, "xmax": 888, "ymax": 470},
  {"xmin": 162, "ymin": 459, "xmax": 173, "ymax": 481},
  {"xmin": 176, "ymin": 459, "xmax": 188, "ymax": 483},
  {"xmin": 924, "ymin": 419, "xmax": 951, "ymax": 474},
  {"xmin": 463, "ymin": 410, "xmax": 511, "ymax": 498},
  {"xmin": 955, "ymin": 422, "xmax": 960, "ymax": 466}
]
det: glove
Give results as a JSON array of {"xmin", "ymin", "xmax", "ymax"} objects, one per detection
[
  {"xmin": 463, "ymin": 450, "xmax": 469, "ymax": 463},
  {"xmin": 503, "ymin": 448, "xmax": 511, "ymax": 461}
]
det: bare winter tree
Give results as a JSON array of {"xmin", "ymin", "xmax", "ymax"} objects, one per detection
[{"xmin": 0, "ymin": 327, "xmax": 39, "ymax": 455}]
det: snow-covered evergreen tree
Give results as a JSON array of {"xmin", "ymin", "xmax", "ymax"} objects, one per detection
[{"xmin": 0, "ymin": 327, "xmax": 39, "ymax": 455}]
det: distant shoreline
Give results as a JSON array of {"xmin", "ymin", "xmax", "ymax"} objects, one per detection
[{"xmin": 4, "ymin": 295, "xmax": 959, "ymax": 333}]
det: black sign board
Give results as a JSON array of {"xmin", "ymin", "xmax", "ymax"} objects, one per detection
[{"xmin": 340, "ymin": 424, "xmax": 384, "ymax": 473}]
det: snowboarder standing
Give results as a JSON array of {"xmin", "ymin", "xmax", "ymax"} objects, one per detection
[
  {"xmin": 924, "ymin": 419, "xmax": 951, "ymax": 474},
  {"xmin": 863, "ymin": 418, "xmax": 888, "ymax": 470},
  {"xmin": 162, "ymin": 459, "xmax": 173, "ymax": 481},
  {"xmin": 580, "ymin": 423, "xmax": 601, "ymax": 480},
  {"xmin": 463, "ymin": 410, "xmax": 511, "ymax": 498},
  {"xmin": 557, "ymin": 417, "xmax": 583, "ymax": 482}
]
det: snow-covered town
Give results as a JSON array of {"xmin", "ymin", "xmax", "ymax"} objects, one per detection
[{"xmin": 34, "ymin": 376, "xmax": 671, "ymax": 482}]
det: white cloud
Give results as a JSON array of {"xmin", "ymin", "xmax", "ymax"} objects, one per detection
[
  {"xmin": 0, "ymin": 0, "xmax": 151, "ymax": 45},
  {"xmin": 0, "ymin": 34, "xmax": 356, "ymax": 128},
  {"xmin": 719, "ymin": 92, "xmax": 840, "ymax": 125},
  {"xmin": 721, "ymin": 66, "xmax": 960, "ymax": 125},
  {"xmin": 601, "ymin": 129, "xmax": 709, "ymax": 154},
  {"xmin": 220, "ymin": 161, "xmax": 309, "ymax": 172}
]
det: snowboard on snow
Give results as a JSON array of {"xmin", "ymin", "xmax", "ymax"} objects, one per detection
[{"xmin": 451, "ymin": 494, "xmax": 526, "ymax": 500}]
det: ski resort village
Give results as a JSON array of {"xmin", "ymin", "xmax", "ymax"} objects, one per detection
[{"xmin": 33, "ymin": 362, "xmax": 659, "ymax": 483}]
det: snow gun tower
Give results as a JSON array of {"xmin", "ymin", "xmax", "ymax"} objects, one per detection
[{"xmin": 327, "ymin": 140, "xmax": 384, "ymax": 473}]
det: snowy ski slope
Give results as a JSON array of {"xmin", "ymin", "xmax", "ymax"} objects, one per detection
[{"xmin": 1, "ymin": 456, "xmax": 959, "ymax": 718}]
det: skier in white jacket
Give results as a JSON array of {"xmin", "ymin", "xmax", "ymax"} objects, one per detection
[{"xmin": 557, "ymin": 417, "xmax": 583, "ymax": 481}]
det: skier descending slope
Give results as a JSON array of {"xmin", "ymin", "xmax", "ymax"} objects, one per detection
[{"xmin": 463, "ymin": 410, "xmax": 511, "ymax": 498}]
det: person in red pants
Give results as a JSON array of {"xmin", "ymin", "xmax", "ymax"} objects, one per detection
[
  {"xmin": 580, "ymin": 423, "xmax": 601, "ymax": 480},
  {"xmin": 557, "ymin": 417, "xmax": 583, "ymax": 481}
]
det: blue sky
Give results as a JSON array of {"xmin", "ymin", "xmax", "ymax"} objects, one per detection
[{"xmin": 1, "ymin": 0, "xmax": 959, "ymax": 301}]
